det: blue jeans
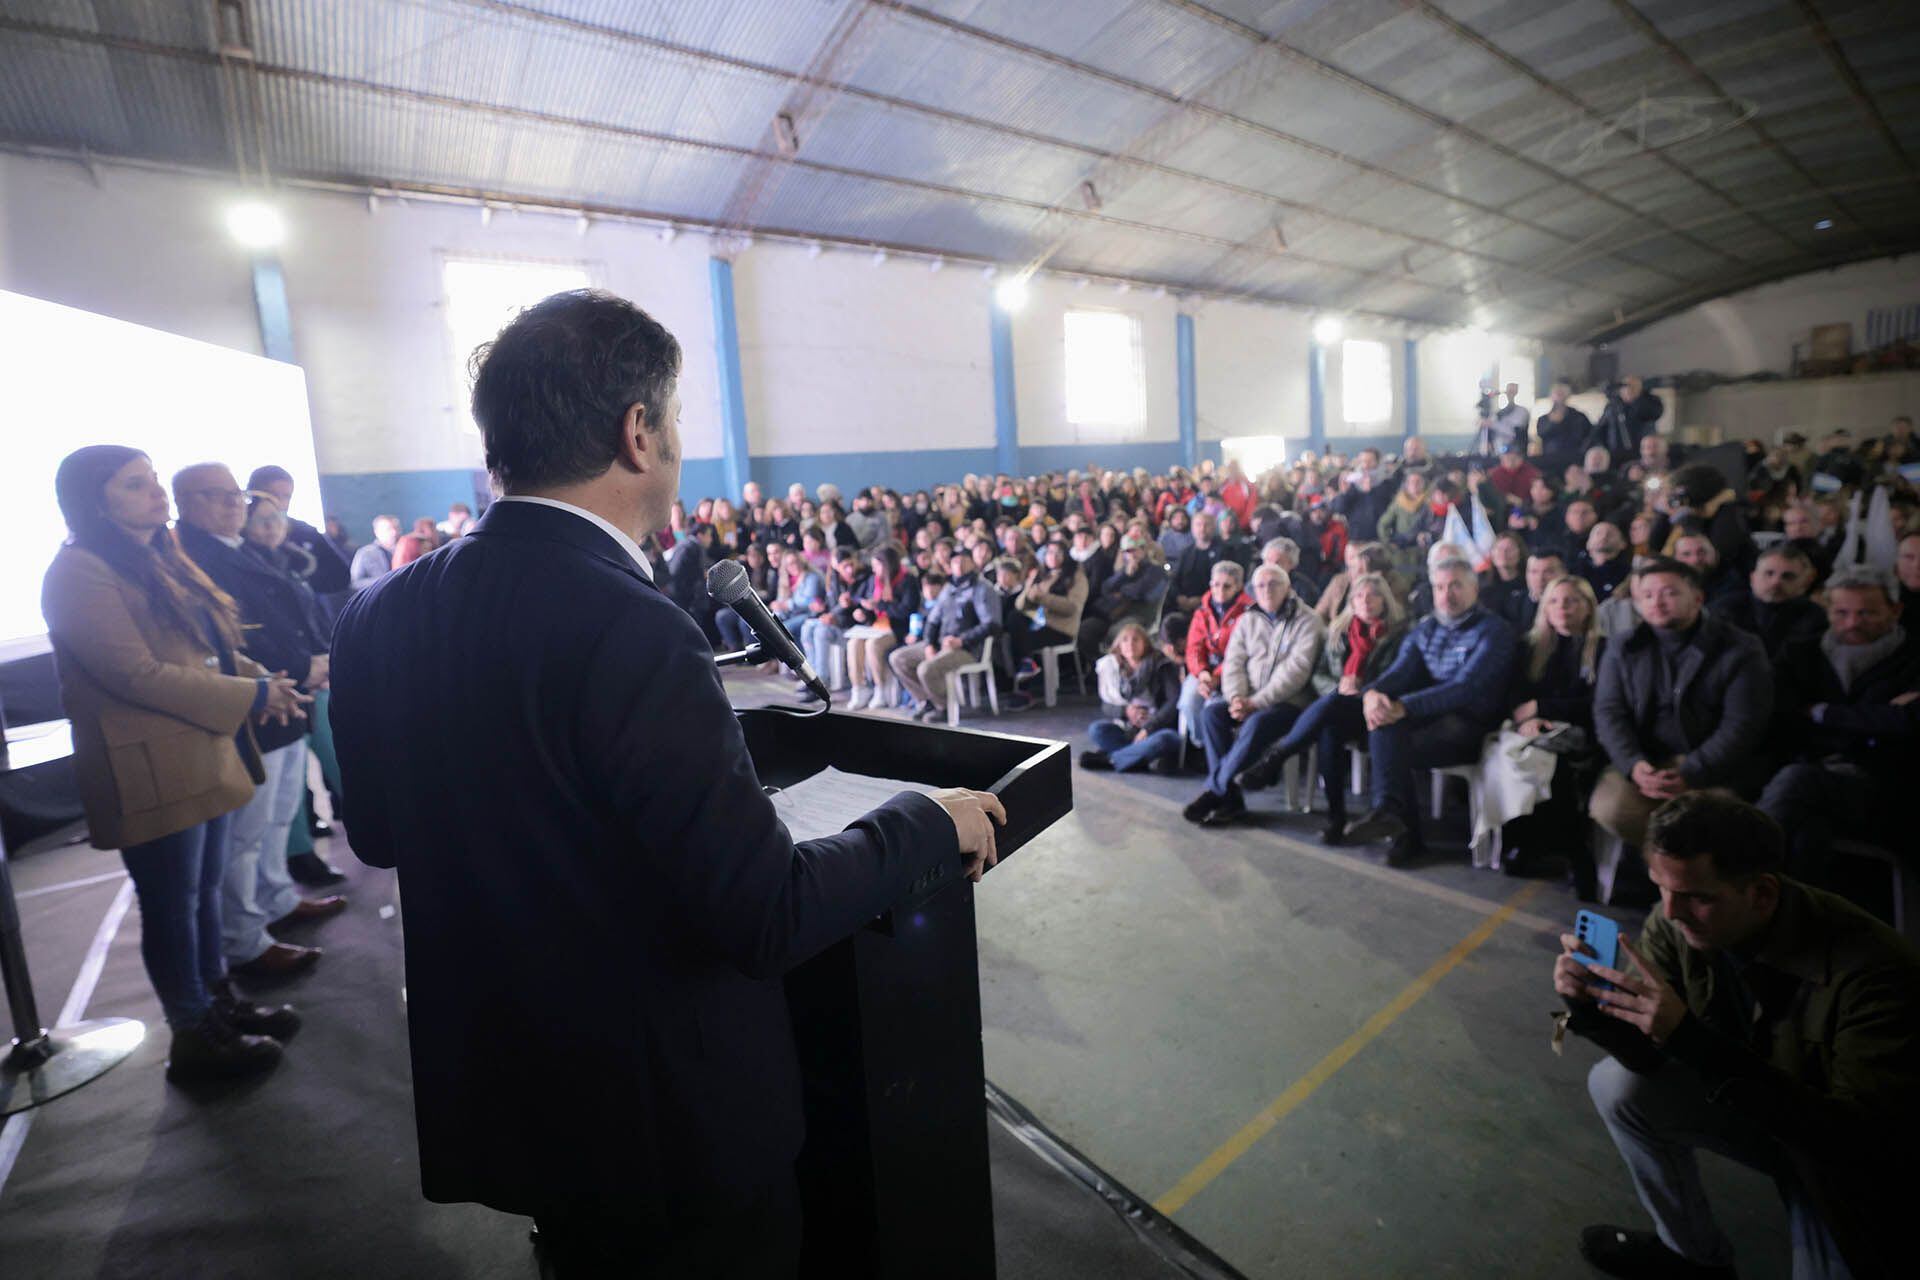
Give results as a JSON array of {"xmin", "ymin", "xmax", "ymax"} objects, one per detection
[
  {"xmin": 222, "ymin": 741, "xmax": 309, "ymax": 964},
  {"xmin": 1589, "ymin": 1058, "xmax": 1853, "ymax": 1278},
  {"xmin": 716, "ymin": 609, "xmax": 754, "ymax": 653},
  {"xmin": 1367, "ymin": 710, "xmax": 1487, "ymax": 825},
  {"xmin": 799, "ymin": 619, "xmax": 845, "ymax": 687},
  {"xmin": 1088, "ymin": 720, "xmax": 1182, "ymax": 772},
  {"xmin": 1200, "ymin": 697, "xmax": 1304, "ymax": 796},
  {"xmin": 120, "ymin": 813, "xmax": 232, "ymax": 1028}
]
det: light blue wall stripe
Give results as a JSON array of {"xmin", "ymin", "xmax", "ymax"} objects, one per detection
[
  {"xmin": 1176, "ymin": 312, "xmax": 1197, "ymax": 470},
  {"xmin": 250, "ymin": 256, "xmax": 296, "ymax": 364},
  {"xmin": 1404, "ymin": 338, "xmax": 1419, "ymax": 440},
  {"xmin": 990, "ymin": 304, "xmax": 1020, "ymax": 477},
  {"xmin": 709, "ymin": 257, "xmax": 752, "ymax": 501},
  {"xmin": 1307, "ymin": 340, "xmax": 1327, "ymax": 453}
]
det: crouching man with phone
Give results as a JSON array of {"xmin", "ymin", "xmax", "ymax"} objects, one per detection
[{"xmin": 1552, "ymin": 792, "xmax": 1919, "ymax": 1280}]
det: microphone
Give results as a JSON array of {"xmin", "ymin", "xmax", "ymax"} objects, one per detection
[{"xmin": 707, "ymin": 559, "xmax": 832, "ymax": 704}]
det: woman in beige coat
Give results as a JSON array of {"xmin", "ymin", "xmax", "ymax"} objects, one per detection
[{"xmin": 41, "ymin": 445, "xmax": 307, "ymax": 1084}]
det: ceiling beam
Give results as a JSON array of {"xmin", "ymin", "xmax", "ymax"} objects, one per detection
[
  {"xmin": 447, "ymin": 0, "xmax": 1643, "ymax": 304},
  {"xmin": 0, "ymin": 16, "xmax": 1578, "ymax": 331},
  {"xmin": 1793, "ymin": 0, "xmax": 1920, "ymax": 197},
  {"xmin": 1404, "ymin": 0, "xmax": 1808, "ymax": 266},
  {"xmin": 871, "ymin": 1, "xmax": 1672, "ymax": 283},
  {"xmin": 1602, "ymin": 0, "xmax": 1882, "ymax": 252},
  {"xmin": 1150, "ymin": 0, "xmax": 1730, "ymax": 290}
]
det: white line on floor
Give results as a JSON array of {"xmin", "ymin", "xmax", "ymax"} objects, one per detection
[
  {"xmin": 17, "ymin": 870, "xmax": 127, "ymax": 901},
  {"xmin": 0, "ymin": 878, "xmax": 136, "ymax": 1202}
]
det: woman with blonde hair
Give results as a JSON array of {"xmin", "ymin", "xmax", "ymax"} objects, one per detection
[
  {"xmin": 1082, "ymin": 621, "xmax": 1183, "ymax": 773},
  {"xmin": 41, "ymin": 445, "xmax": 309, "ymax": 1083},
  {"xmin": 1471, "ymin": 574, "xmax": 1606, "ymax": 896}
]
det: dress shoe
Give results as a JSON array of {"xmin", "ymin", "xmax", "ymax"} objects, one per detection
[
  {"xmin": 1579, "ymin": 1225, "xmax": 1737, "ymax": 1279},
  {"xmin": 1319, "ymin": 816, "xmax": 1347, "ymax": 846},
  {"xmin": 166, "ymin": 1014, "xmax": 283, "ymax": 1084},
  {"xmin": 229, "ymin": 942, "xmax": 322, "ymax": 981},
  {"xmin": 307, "ymin": 816, "xmax": 333, "ymax": 839},
  {"xmin": 1182, "ymin": 790, "xmax": 1224, "ymax": 823},
  {"xmin": 213, "ymin": 979, "xmax": 302, "ymax": 1042},
  {"xmin": 1200, "ymin": 786, "xmax": 1248, "ymax": 826},
  {"xmin": 274, "ymin": 895, "xmax": 347, "ymax": 926},
  {"xmin": 287, "ymin": 852, "xmax": 347, "ymax": 887},
  {"xmin": 1383, "ymin": 830, "xmax": 1424, "ymax": 868},
  {"xmin": 1079, "ymin": 749, "xmax": 1113, "ymax": 771},
  {"xmin": 915, "ymin": 704, "xmax": 945, "ymax": 723},
  {"xmin": 1342, "ymin": 807, "xmax": 1409, "ymax": 846}
]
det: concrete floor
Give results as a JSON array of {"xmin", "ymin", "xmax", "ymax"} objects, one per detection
[
  {"xmin": 0, "ymin": 672, "xmax": 1792, "ymax": 1278},
  {"xmin": 929, "ymin": 688, "xmax": 1790, "ymax": 1279}
]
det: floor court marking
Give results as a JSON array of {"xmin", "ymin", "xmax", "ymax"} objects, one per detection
[
  {"xmin": 1151, "ymin": 880, "xmax": 1546, "ymax": 1217},
  {"xmin": 18, "ymin": 870, "xmax": 128, "ymax": 901},
  {"xmin": 1087, "ymin": 774, "xmax": 1566, "ymax": 935},
  {"xmin": 0, "ymin": 878, "xmax": 137, "ymax": 1202}
]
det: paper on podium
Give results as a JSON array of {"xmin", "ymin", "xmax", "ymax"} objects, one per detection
[{"xmin": 769, "ymin": 766, "xmax": 942, "ymax": 844}]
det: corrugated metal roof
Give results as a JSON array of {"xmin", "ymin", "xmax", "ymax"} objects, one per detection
[{"xmin": 0, "ymin": 0, "xmax": 1915, "ymax": 340}]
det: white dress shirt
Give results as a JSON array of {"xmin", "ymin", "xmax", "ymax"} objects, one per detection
[{"xmin": 493, "ymin": 496, "xmax": 655, "ymax": 582}]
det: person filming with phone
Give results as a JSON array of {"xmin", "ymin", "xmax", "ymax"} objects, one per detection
[{"xmin": 1551, "ymin": 792, "xmax": 1919, "ymax": 1280}]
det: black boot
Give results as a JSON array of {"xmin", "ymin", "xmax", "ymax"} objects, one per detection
[
  {"xmin": 1320, "ymin": 809, "xmax": 1347, "ymax": 845},
  {"xmin": 1579, "ymin": 1225, "xmax": 1737, "ymax": 1279},
  {"xmin": 166, "ymin": 1013, "xmax": 284, "ymax": 1084},
  {"xmin": 1235, "ymin": 743, "xmax": 1294, "ymax": 793},
  {"xmin": 213, "ymin": 978, "xmax": 302, "ymax": 1042}
]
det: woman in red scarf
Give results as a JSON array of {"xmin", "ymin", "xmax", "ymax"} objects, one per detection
[{"xmin": 1235, "ymin": 572, "xmax": 1408, "ymax": 842}]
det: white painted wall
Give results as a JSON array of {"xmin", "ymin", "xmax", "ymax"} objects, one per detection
[
  {"xmin": 1610, "ymin": 256, "xmax": 1920, "ymax": 379},
  {"xmin": 1193, "ymin": 298, "xmax": 1310, "ymax": 441},
  {"xmin": 1671, "ymin": 370, "xmax": 1919, "ymax": 442},
  {"xmin": 730, "ymin": 245, "xmax": 993, "ymax": 458},
  {"xmin": 0, "ymin": 152, "xmax": 723, "ymax": 478},
  {"xmin": 1011, "ymin": 278, "xmax": 1180, "ymax": 449}
]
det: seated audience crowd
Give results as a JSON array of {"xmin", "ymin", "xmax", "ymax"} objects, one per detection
[{"xmin": 39, "ymin": 392, "xmax": 1920, "ymax": 1277}]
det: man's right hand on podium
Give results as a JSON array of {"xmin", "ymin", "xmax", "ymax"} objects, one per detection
[{"xmin": 932, "ymin": 788, "xmax": 1007, "ymax": 882}]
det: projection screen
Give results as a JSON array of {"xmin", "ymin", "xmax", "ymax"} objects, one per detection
[{"xmin": 0, "ymin": 289, "xmax": 324, "ymax": 659}]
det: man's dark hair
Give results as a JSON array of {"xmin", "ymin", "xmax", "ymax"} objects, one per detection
[
  {"xmin": 1645, "ymin": 792, "xmax": 1785, "ymax": 883},
  {"xmin": 247, "ymin": 464, "xmax": 293, "ymax": 489},
  {"xmin": 1528, "ymin": 550, "xmax": 1565, "ymax": 566},
  {"xmin": 1632, "ymin": 556, "xmax": 1702, "ymax": 591},
  {"xmin": 469, "ymin": 289, "xmax": 681, "ymax": 492}
]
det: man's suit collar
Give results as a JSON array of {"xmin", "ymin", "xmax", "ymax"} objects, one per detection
[{"xmin": 469, "ymin": 500, "xmax": 658, "ymax": 591}]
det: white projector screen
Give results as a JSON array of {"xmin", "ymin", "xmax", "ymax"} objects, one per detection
[{"xmin": 0, "ymin": 289, "xmax": 324, "ymax": 659}]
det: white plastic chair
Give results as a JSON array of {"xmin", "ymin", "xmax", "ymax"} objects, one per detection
[
  {"xmin": 1833, "ymin": 839, "xmax": 1916, "ymax": 941},
  {"xmin": 945, "ymin": 636, "xmax": 999, "ymax": 728},
  {"xmin": 1038, "ymin": 641, "xmax": 1086, "ymax": 708},
  {"xmin": 1594, "ymin": 828, "xmax": 1629, "ymax": 904},
  {"xmin": 1429, "ymin": 764, "xmax": 1496, "ymax": 868},
  {"xmin": 826, "ymin": 644, "xmax": 847, "ymax": 692}
]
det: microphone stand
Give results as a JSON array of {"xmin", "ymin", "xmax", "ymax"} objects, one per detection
[{"xmin": 710, "ymin": 645, "xmax": 831, "ymax": 718}]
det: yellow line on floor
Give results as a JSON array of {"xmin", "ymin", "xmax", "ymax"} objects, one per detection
[{"xmin": 1151, "ymin": 880, "xmax": 1546, "ymax": 1217}]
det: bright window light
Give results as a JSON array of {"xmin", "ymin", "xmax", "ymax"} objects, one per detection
[
  {"xmin": 1064, "ymin": 308, "xmax": 1145, "ymax": 437},
  {"xmin": 442, "ymin": 257, "xmax": 593, "ymax": 433},
  {"xmin": 0, "ymin": 290, "xmax": 323, "ymax": 657},
  {"xmin": 1313, "ymin": 315, "xmax": 1344, "ymax": 344},
  {"xmin": 994, "ymin": 276, "xmax": 1030, "ymax": 311},
  {"xmin": 1340, "ymin": 338, "xmax": 1393, "ymax": 425},
  {"xmin": 1222, "ymin": 435, "xmax": 1289, "ymax": 478}
]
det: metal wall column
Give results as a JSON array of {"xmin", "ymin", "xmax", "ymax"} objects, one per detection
[
  {"xmin": 709, "ymin": 257, "xmax": 752, "ymax": 500},
  {"xmin": 990, "ymin": 304, "xmax": 1019, "ymax": 477},
  {"xmin": 1176, "ymin": 313, "xmax": 1197, "ymax": 470}
]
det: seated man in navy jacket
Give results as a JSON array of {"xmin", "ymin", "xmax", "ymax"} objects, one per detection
[
  {"xmin": 328, "ymin": 289, "xmax": 1003, "ymax": 1278},
  {"xmin": 1340, "ymin": 555, "xmax": 1519, "ymax": 865}
]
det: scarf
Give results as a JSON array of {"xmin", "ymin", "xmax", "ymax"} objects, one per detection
[
  {"xmin": 1822, "ymin": 625, "xmax": 1906, "ymax": 693},
  {"xmin": 1344, "ymin": 615, "xmax": 1387, "ymax": 679}
]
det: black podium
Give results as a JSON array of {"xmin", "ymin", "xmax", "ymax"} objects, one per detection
[{"xmin": 738, "ymin": 708, "xmax": 1071, "ymax": 1280}]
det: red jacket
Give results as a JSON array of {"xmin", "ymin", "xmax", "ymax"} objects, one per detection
[
  {"xmin": 1185, "ymin": 591, "xmax": 1252, "ymax": 678},
  {"xmin": 1220, "ymin": 477, "xmax": 1257, "ymax": 529}
]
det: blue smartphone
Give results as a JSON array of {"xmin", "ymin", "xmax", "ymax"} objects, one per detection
[{"xmin": 1571, "ymin": 910, "xmax": 1620, "ymax": 990}]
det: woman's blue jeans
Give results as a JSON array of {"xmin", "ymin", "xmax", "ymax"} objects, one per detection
[
  {"xmin": 1088, "ymin": 720, "xmax": 1182, "ymax": 772},
  {"xmin": 119, "ymin": 813, "xmax": 232, "ymax": 1028}
]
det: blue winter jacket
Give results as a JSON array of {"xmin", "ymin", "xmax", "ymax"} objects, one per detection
[{"xmin": 1365, "ymin": 605, "xmax": 1518, "ymax": 725}]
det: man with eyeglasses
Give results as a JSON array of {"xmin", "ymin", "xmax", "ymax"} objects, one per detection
[{"xmin": 174, "ymin": 463, "xmax": 342, "ymax": 981}]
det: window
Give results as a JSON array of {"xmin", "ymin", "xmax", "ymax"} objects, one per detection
[
  {"xmin": 1498, "ymin": 355, "xmax": 1535, "ymax": 408},
  {"xmin": 1064, "ymin": 308, "xmax": 1145, "ymax": 437},
  {"xmin": 1340, "ymin": 338, "xmax": 1393, "ymax": 425},
  {"xmin": 442, "ymin": 257, "xmax": 593, "ymax": 432}
]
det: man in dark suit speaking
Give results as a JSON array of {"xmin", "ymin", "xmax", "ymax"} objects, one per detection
[{"xmin": 329, "ymin": 290, "xmax": 1003, "ymax": 1277}]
